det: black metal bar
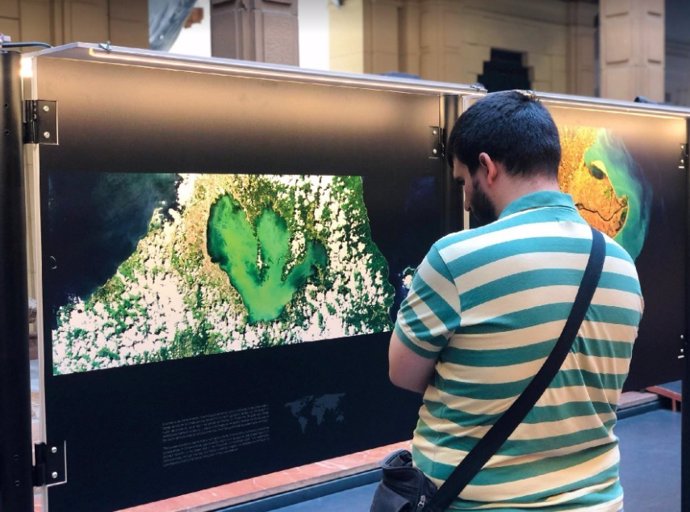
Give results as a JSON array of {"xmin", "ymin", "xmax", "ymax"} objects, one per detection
[
  {"xmin": 680, "ymin": 121, "xmax": 690, "ymax": 512},
  {"xmin": 680, "ymin": 344, "xmax": 690, "ymax": 512},
  {"xmin": 442, "ymin": 94, "xmax": 460, "ymax": 233},
  {"xmin": 0, "ymin": 42, "xmax": 52, "ymax": 50},
  {"xmin": 0, "ymin": 50, "xmax": 34, "ymax": 512}
]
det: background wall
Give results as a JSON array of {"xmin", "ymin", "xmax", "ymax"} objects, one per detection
[
  {"xmin": 329, "ymin": 0, "xmax": 597, "ymax": 97},
  {"xmin": 2, "ymin": 0, "xmax": 689, "ymax": 106},
  {"xmin": 0, "ymin": 0, "xmax": 148, "ymax": 48}
]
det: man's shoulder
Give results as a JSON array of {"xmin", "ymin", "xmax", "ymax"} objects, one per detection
[
  {"xmin": 432, "ymin": 211, "xmax": 570, "ymax": 255},
  {"xmin": 432, "ymin": 222, "xmax": 494, "ymax": 254},
  {"xmin": 601, "ymin": 233, "xmax": 638, "ymax": 264}
]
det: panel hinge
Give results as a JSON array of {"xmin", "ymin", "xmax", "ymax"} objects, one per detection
[
  {"xmin": 679, "ymin": 143, "xmax": 687, "ymax": 170},
  {"xmin": 32, "ymin": 442, "xmax": 67, "ymax": 487},
  {"xmin": 430, "ymin": 126, "xmax": 443, "ymax": 160},
  {"xmin": 23, "ymin": 100, "xmax": 58, "ymax": 145},
  {"xmin": 680, "ymin": 333, "xmax": 686, "ymax": 360}
]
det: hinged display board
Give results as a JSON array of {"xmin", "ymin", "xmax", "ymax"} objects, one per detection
[
  {"xmin": 31, "ymin": 45, "xmax": 474, "ymax": 511},
  {"xmin": 545, "ymin": 102, "xmax": 688, "ymax": 390}
]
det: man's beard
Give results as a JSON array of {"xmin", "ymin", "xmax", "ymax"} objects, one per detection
[{"xmin": 470, "ymin": 177, "xmax": 498, "ymax": 226}]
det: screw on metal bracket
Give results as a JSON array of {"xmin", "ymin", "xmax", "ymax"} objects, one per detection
[
  {"xmin": 429, "ymin": 126, "xmax": 443, "ymax": 159},
  {"xmin": 23, "ymin": 100, "xmax": 57, "ymax": 145},
  {"xmin": 32, "ymin": 442, "xmax": 66, "ymax": 487}
]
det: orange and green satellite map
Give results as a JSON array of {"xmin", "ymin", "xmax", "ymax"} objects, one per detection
[
  {"xmin": 557, "ymin": 125, "xmax": 651, "ymax": 261},
  {"xmin": 559, "ymin": 126, "xmax": 628, "ymax": 238}
]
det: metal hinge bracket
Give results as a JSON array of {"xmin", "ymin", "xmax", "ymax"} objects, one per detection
[
  {"xmin": 429, "ymin": 126, "xmax": 443, "ymax": 159},
  {"xmin": 679, "ymin": 143, "xmax": 688, "ymax": 170},
  {"xmin": 32, "ymin": 441, "xmax": 67, "ymax": 487},
  {"xmin": 23, "ymin": 100, "xmax": 58, "ymax": 145}
]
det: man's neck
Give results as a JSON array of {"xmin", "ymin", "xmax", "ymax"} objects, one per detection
[{"xmin": 493, "ymin": 174, "xmax": 561, "ymax": 216}]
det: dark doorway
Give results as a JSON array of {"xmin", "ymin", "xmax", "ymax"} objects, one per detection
[{"xmin": 478, "ymin": 49, "xmax": 531, "ymax": 92}]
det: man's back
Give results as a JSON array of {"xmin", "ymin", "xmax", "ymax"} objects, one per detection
[
  {"xmin": 396, "ymin": 191, "xmax": 643, "ymax": 510},
  {"xmin": 389, "ymin": 91, "xmax": 644, "ymax": 511}
]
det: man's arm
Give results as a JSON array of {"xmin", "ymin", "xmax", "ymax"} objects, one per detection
[{"xmin": 388, "ymin": 331, "xmax": 438, "ymax": 394}]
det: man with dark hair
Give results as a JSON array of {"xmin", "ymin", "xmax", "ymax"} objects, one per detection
[{"xmin": 389, "ymin": 90, "xmax": 643, "ymax": 511}]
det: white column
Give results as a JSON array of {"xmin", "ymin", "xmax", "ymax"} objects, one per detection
[{"xmin": 566, "ymin": 0, "xmax": 597, "ymax": 96}]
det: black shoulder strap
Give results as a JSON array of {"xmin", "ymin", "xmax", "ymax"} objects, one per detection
[{"xmin": 425, "ymin": 227, "xmax": 606, "ymax": 512}]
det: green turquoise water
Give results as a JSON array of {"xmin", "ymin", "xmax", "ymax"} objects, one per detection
[
  {"xmin": 584, "ymin": 129, "xmax": 651, "ymax": 260},
  {"xmin": 207, "ymin": 195, "xmax": 327, "ymax": 323}
]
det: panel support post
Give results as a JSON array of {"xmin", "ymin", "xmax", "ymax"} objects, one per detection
[
  {"xmin": 442, "ymin": 94, "xmax": 460, "ymax": 233},
  {"xmin": 684, "ymin": 121, "xmax": 690, "ymax": 512},
  {"xmin": 0, "ymin": 50, "xmax": 34, "ymax": 512}
]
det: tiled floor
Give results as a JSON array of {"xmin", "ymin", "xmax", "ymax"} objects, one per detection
[{"xmin": 618, "ymin": 409, "xmax": 681, "ymax": 511}]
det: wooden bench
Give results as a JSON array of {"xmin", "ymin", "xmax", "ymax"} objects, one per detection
[{"xmin": 646, "ymin": 381, "xmax": 682, "ymax": 412}]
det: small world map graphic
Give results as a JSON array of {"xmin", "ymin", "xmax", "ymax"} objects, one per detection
[{"xmin": 285, "ymin": 394, "xmax": 346, "ymax": 434}]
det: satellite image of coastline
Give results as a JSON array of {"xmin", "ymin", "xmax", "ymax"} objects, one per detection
[
  {"xmin": 50, "ymin": 174, "xmax": 395, "ymax": 375},
  {"xmin": 558, "ymin": 126, "xmax": 652, "ymax": 260}
]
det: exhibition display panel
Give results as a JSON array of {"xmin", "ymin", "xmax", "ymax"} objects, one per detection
[
  {"xmin": 0, "ymin": 44, "xmax": 688, "ymax": 511},
  {"xmin": 26, "ymin": 44, "xmax": 475, "ymax": 511},
  {"xmin": 462, "ymin": 91, "xmax": 689, "ymax": 390},
  {"xmin": 545, "ymin": 101, "xmax": 688, "ymax": 390}
]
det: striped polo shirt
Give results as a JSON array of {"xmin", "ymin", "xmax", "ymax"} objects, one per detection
[{"xmin": 394, "ymin": 191, "xmax": 643, "ymax": 511}]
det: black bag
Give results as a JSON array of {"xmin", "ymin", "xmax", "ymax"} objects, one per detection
[
  {"xmin": 371, "ymin": 228, "xmax": 605, "ymax": 512},
  {"xmin": 369, "ymin": 449, "xmax": 437, "ymax": 512}
]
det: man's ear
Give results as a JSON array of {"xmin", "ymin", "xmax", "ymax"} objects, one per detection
[{"xmin": 478, "ymin": 152, "xmax": 499, "ymax": 185}]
